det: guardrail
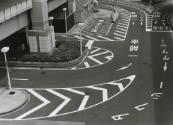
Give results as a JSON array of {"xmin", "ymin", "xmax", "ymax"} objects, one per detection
[{"xmin": 0, "ymin": 0, "xmax": 32, "ymax": 24}]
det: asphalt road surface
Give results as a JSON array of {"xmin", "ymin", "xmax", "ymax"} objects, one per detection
[{"xmin": 0, "ymin": 1, "xmax": 173, "ymax": 125}]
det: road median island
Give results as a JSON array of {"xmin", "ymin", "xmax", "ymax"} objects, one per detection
[
  {"xmin": 0, "ymin": 88, "xmax": 28, "ymax": 115},
  {"xmin": 3, "ymin": 41, "xmax": 92, "ymax": 68}
]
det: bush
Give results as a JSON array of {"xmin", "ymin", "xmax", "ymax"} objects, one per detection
[{"xmin": 19, "ymin": 41, "xmax": 82, "ymax": 62}]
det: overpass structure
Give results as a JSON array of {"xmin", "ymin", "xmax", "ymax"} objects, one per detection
[{"xmin": 0, "ymin": 0, "xmax": 67, "ymax": 58}]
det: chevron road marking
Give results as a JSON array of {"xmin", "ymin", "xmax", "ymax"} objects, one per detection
[
  {"xmin": 63, "ymin": 88, "xmax": 90, "ymax": 111},
  {"xmin": 86, "ymin": 86, "xmax": 108, "ymax": 102},
  {"xmin": 46, "ymin": 89, "xmax": 71, "ymax": 117},
  {"xmin": 1, "ymin": 75, "xmax": 136, "ymax": 120},
  {"xmin": 15, "ymin": 89, "xmax": 50, "ymax": 120}
]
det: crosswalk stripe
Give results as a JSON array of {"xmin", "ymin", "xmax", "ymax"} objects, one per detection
[
  {"xmin": 97, "ymin": 35, "xmax": 114, "ymax": 41},
  {"xmin": 114, "ymin": 30, "xmax": 126, "ymax": 35},
  {"xmin": 46, "ymin": 89, "xmax": 71, "ymax": 117},
  {"xmin": 15, "ymin": 89, "xmax": 50, "ymax": 120},
  {"xmin": 117, "ymin": 22, "xmax": 129, "ymax": 26},
  {"xmin": 114, "ymin": 33, "xmax": 125, "ymax": 38},
  {"xmin": 114, "ymin": 36, "xmax": 124, "ymax": 41},
  {"xmin": 87, "ymin": 86, "xmax": 108, "ymax": 102},
  {"xmin": 116, "ymin": 27, "xmax": 127, "ymax": 31},
  {"xmin": 117, "ymin": 25, "xmax": 128, "ymax": 29}
]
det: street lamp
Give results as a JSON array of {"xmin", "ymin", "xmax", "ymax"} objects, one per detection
[
  {"xmin": 63, "ymin": 8, "xmax": 67, "ymax": 33},
  {"xmin": 48, "ymin": 16, "xmax": 54, "ymax": 26},
  {"xmin": 1, "ymin": 47, "xmax": 12, "ymax": 91}
]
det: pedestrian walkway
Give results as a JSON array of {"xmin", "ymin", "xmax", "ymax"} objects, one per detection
[{"xmin": 0, "ymin": 88, "xmax": 28, "ymax": 115}]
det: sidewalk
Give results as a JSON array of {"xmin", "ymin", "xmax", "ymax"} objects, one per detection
[{"xmin": 0, "ymin": 88, "xmax": 28, "ymax": 115}]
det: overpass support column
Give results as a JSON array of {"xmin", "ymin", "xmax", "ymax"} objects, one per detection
[{"xmin": 28, "ymin": 0, "xmax": 55, "ymax": 53}]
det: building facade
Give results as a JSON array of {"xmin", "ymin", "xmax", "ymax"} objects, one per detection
[{"xmin": 68, "ymin": 0, "xmax": 98, "ymax": 23}]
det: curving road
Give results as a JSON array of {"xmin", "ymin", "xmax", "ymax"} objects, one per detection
[{"xmin": 0, "ymin": 1, "xmax": 173, "ymax": 125}]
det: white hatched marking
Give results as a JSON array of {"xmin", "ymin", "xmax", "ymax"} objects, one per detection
[
  {"xmin": 91, "ymin": 48, "xmax": 101, "ymax": 54},
  {"xmin": 15, "ymin": 89, "xmax": 50, "ymax": 120},
  {"xmin": 91, "ymin": 51, "xmax": 109, "ymax": 57},
  {"xmin": 87, "ymin": 86, "xmax": 108, "ymax": 102},
  {"xmin": 63, "ymin": 88, "xmax": 90, "ymax": 111},
  {"xmin": 85, "ymin": 35, "xmax": 99, "ymax": 41},
  {"xmin": 74, "ymin": 35, "xmax": 84, "ymax": 40},
  {"xmin": 47, "ymin": 89, "xmax": 71, "ymax": 117},
  {"xmin": 88, "ymin": 56, "xmax": 103, "ymax": 65}
]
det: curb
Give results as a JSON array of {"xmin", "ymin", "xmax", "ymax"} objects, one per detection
[
  {"xmin": 0, "ymin": 88, "xmax": 28, "ymax": 115},
  {"xmin": 6, "ymin": 48, "xmax": 89, "ymax": 68}
]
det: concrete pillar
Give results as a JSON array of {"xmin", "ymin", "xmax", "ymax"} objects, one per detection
[{"xmin": 28, "ymin": 0, "xmax": 55, "ymax": 53}]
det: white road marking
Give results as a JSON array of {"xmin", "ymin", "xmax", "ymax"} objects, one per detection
[
  {"xmin": 116, "ymin": 27, "xmax": 127, "ymax": 31},
  {"xmin": 116, "ymin": 63, "xmax": 132, "ymax": 71},
  {"xmin": 97, "ymin": 35, "xmax": 114, "ymax": 41},
  {"xmin": 114, "ymin": 33, "xmax": 125, "ymax": 38},
  {"xmin": 15, "ymin": 89, "xmax": 50, "ymax": 120},
  {"xmin": 114, "ymin": 30, "xmax": 126, "ymax": 34},
  {"xmin": 128, "ymin": 55, "xmax": 138, "ymax": 57},
  {"xmin": 134, "ymin": 103, "xmax": 149, "ymax": 111},
  {"xmin": 105, "ymin": 55, "xmax": 113, "ymax": 61},
  {"xmin": 88, "ymin": 56, "xmax": 103, "ymax": 65},
  {"xmin": 74, "ymin": 35, "xmax": 84, "ymax": 40},
  {"xmin": 117, "ymin": 25, "xmax": 128, "ymax": 29},
  {"xmin": 160, "ymin": 81, "xmax": 164, "ymax": 89},
  {"xmin": 46, "ymin": 89, "xmax": 71, "ymax": 117},
  {"xmin": 84, "ymin": 62, "xmax": 90, "ymax": 68},
  {"xmin": 91, "ymin": 48, "xmax": 101, "ymax": 54},
  {"xmin": 87, "ymin": 86, "xmax": 108, "ymax": 102},
  {"xmin": 91, "ymin": 51, "xmax": 109, "ymax": 57},
  {"xmin": 85, "ymin": 35, "xmax": 99, "ymax": 41},
  {"xmin": 63, "ymin": 88, "xmax": 90, "ymax": 111},
  {"xmin": 112, "ymin": 113, "xmax": 130, "ymax": 121},
  {"xmin": 12, "ymin": 78, "xmax": 29, "ymax": 81},
  {"xmin": 114, "ymin": 36, "xmax": 124, "ymax": 41},
  {"xmin": 106, "ymin": 23, "xmax": 113, "ymax": 36},
  {"xmin": 118, "ymin": 22, "xmax": 129, "ymax": 26},
  {"xmin": 85, "ymin": 40, "xmax": 94, "ymax": 50}
]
